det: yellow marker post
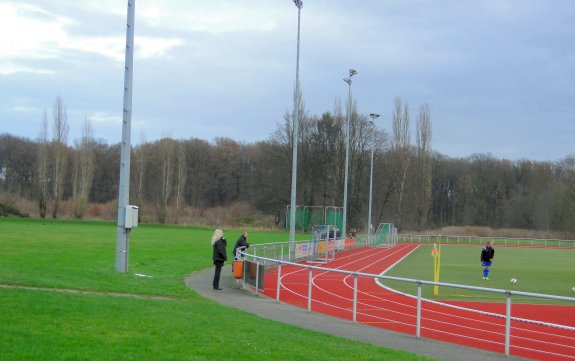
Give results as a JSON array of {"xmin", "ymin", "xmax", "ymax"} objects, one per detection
[{"xmin": 431, "ymin": 243, "xmax": 441, "ymax": 296}]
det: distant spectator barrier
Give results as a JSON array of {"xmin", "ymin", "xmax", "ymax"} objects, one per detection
[{"xmin": 398, "ymin": 234, "xmax": 575, "ymax": 247}]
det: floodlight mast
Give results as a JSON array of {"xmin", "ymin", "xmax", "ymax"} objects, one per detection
[
  {"xmin": 115, "ymin": 0, "xmax": 136, "ymax": 272},
  {"xmin": 368, "ymin": 113, "xmax": 380, "ymax": 244},
  {"xmin": 342, "ymin": 69, "xmax": 357, "ymax": 239},
  {"xmin": 289, "ymin": 0, "xmax": 303, "ymax": 249}
]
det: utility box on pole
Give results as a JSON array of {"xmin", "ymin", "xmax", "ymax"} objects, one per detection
[{"xmin": 124, "ymin": 205, "xmax": 139, "ymax": 229}]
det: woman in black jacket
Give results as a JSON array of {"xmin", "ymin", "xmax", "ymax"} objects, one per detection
[{"xmin": 211, "ymin": 228, "xmax": 227, "ymax": 290}]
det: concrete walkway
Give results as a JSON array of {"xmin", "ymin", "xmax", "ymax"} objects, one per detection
[{"xmin": 185, "ymin": 265, "xmax": 528, "ymax": 361}]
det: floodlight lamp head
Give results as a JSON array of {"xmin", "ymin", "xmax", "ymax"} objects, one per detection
[
  {"xmin": 343, "ymin": 78, "xmax": 351, "ymax": 85},
  {"xmin": 369, "ymin": 113, "xmax": 380, "ymax": 119},
  {"xmin": 293, "ymin": 0, "xmax": 303, "ymax": 9},
  {"xmin": 349, "ymin": 69, "xmax": 358, "ymax": 77}
]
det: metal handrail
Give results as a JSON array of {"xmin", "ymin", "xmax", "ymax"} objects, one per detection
[{"xmin": 237, "ymin": 247, "xmax": 575, "ymax": 358}]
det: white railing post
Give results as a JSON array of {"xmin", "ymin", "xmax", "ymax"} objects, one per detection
[
  {"xmin": 416, "ymin": 282, "xmax": 422, "ymax": 338},
  {"xmin": 242, "ymin": 258, "xmax": 247, "ymax": 290},
  {"xmin": 307, "ymin": 267, "xmax": 313, "ymax": 312},
  {"xmin": 505, "ymin": 292, "xmax": 512, "ymax": 356},
  {"xmin": 255, "ymin": 259, "xmax": 260, "ymax": 296},
  {"xmin": 353, "ymin": 274, "xmax": 358, "ymax": 323},
  {"xmin": 276, "ymin": 263, "xmax": 282, "ymax": 303}
]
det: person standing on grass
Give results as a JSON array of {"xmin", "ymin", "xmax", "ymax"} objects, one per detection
[
  {"xmin": 480, "ymin": 241, "xmax": 495, "ymax": 280},
  {"xmin": 211, "ymin": 228, "xmax": 227, "ymax": 290}
]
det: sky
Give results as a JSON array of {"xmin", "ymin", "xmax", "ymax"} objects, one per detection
[{"xmin": 0, "ymin": 0, "xmax": 574, "ymax": 162}]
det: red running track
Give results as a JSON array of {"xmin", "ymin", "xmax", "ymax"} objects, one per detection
[{"xmin": 260, "ymin": 243, "xmax": 575, "ymax": 361}]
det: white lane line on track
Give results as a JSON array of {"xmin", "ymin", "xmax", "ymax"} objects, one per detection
[{"xmin": 277, "ymin": 246, "xmax": 413, "ymax": 326}]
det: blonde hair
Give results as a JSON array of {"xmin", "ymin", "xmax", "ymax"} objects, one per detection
[{"xmin": 211, "ymin": 228, "xmax": 223, "ymax": 245}]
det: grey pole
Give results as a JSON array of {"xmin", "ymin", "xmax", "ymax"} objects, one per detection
[
  {"xmin": 416, "ymin": 282, "xmax": 422, "ymax": 338},
  {"xmin": 352, "ymin": 274, "xmax": 358, "ymax": 323},
  {"xmin": 342, "ymin": 69, "xmax": 357, "ymax": 239},
  {"xmin": 368, "ymin": 113, "xmax": 379, "ymax": 244},
  {"xmin": 505, "ymin": 293, "xmax": 512, "ymax": 356},
  {"xmin": 115, "ymin": 0, "xmax": 136, "ymax": 272},
  {"xmin": 289, "ymin": 0, "xmax": 303, "ymax": 248}
]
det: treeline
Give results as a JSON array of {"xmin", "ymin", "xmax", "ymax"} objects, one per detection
[{"xmin": 1, "ymin": 97, "xmax": 575, "ymax": 233}]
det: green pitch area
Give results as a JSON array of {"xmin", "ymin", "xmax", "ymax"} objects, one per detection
[
  {"xmin": 382, "ymin": 244, "xmax": 575, "ymax": 304},
  {"xmin": 0, "ymin": 218, "xmax": 436, "ymax": 361}
]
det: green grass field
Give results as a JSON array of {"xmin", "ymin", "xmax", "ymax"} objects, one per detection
[
  {"xmin": 383, "ymin": 244, "xmax": 575, "ymax": 303},
  {"xmin": 0, "ymin": 218, "xmax": 436, "ymax": 361}
]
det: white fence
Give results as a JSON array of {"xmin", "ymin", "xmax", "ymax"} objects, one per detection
[
  {"xmin": 239, "ymin": 241, "xmax": 575, "ymax": 359},
  {"xmin": 398, "ymin": 234, "xmax": 575, "ymax": 247}
]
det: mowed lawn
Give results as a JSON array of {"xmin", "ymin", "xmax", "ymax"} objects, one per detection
[
  {"xmin": 0, "ymin": 218, "xmax": 437, "ymax": 361},
  {"xmin": 383, "ymin": 244, "xmax": 575, "ymax": 303}
]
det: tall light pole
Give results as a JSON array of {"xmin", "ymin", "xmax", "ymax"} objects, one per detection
[
  {"xmin": 342, "ymin": 69, "xmax": 357, "ymax": 239},
  {"xmin": 289, "ymin": 0, "xmax": 303, "ymax": 250},
  {"xmin": 368, "ymin": 113, "xmax": 380, "ymax": 244},
  {"xmin": 116, "ymin": 0, "xmax": 136, "ymax": 272}
]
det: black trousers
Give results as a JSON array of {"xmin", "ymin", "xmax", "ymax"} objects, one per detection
[{"xmin": 213, "ymin": 261, "xmax": 223, "ymax": 289}]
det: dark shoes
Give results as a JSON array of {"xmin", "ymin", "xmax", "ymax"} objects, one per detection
[{"xmin": 213, "ymin": 287, "xmax": 223, "ymax": 290}]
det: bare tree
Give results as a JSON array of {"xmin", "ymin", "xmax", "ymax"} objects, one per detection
[
  {"xmin": 349, "ymin": 110, "xmax": 372, "ymax": 230},
  {"xmin": 184, "ymin": 138, "xmax": 212, "ymax": 208},
  {"xmin": 391, "ymin": 97, "xmax": 411, "ymax": 231},
  {"xmin": 0, "ymin": 135, "xmax": 36, "ymax": 199},
  {"xmin": 156, "ymin": 137, "xmax": 174, "ymax": 223},
  {"xmin": 72, "ymin": 117, "xmax": 95, "ymax": 219},
  {"xmin": 393, "ymin": 98, "xmax": 410, "ymax": 148},
  {"xmin": 416, "ymin": 103, "xmax": 432, "ymax": 230},
  {"xmin": 37, "ymin": 110, "xmax": 49, "ymax": 218},
  {"xmin": 132, "ymin": 130, "xmax": 147, "ymax": 214},
  {"xmin": 51, "ymin": 96, "xmax": 69, "ymax": 219},
  {"xmin": 174, "ymin": 141, "xmax": 187, "ymax": 224}
]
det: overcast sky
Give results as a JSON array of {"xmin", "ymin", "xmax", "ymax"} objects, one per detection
[{"xmin": 1, "ymin": 0, "xmax": 573, "ymax": 161}]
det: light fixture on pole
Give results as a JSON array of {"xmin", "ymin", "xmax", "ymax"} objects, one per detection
[
  {"xmin": 289, "ymin": 0, "xmax": 303, "ymax": 252},
  {"xmin": 342, "ymin": 68, "xmax": 357, "ymax": 239},
  {"xmin": 368, "ymin": 113, "xmax": 380, "ymax": 244}
]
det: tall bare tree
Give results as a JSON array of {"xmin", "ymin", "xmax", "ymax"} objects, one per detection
[
  {"xmin": 37, "ymin": 110, "xmax": 49, "ymax": 218},
  {"xmin": 156, "ymin": 137, "xmax": 175, "ymax": 223},
  {"xmin": 51, "ymin": 96, "xmax": 69, "ymax": 219},
  {"xmin": 174, "ymin": 141, "xmax": 187, "ymax": 224},
  {"xmin": 416, "ymin": 103, "xmax": 432, "ymax": 230},
  {"xmin": 391, "ymin": 97, "xmax": 411, "ymax": 231},
  {"xmin": 132, "ymin": 131, "xmax": 147, "ymax": 213},
  {"xmin": 72, "ymin": 117, "xmax": 95, "ymax": 219},
  {"xmin": 349, "ymin": 110, "xmax": 372, "ymax": 230}
]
